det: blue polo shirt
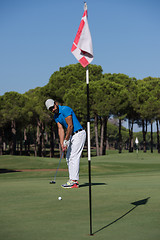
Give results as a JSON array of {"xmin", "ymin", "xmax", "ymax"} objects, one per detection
[{"xmin": 54, "ymin": 105, "xmax": 83, "ymax": 133}]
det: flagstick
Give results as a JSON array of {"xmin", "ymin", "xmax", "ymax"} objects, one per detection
[{"xmin": 86, "ymin": 66, "xmax": 93, "ymax": 236}]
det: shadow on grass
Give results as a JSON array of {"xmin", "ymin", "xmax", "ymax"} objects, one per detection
[
  {"xmin": 80, "ymin": 183, "xmax": 107, "ymax": 188},
  {"xmin": 93, "ymin": 197, "xmax": 150, "ymax": 235},
  {"xmin": 0, "ymin": 169, "xmax": 21, "ymax": 174}
]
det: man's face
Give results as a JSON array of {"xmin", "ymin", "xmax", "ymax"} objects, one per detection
[{"xmin": 49, "ymin": 103, "xmax": 59, "ymax": 114}]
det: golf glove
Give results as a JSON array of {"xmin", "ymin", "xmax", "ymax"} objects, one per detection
[{"xmin": 63, "ymin": 140, "xmax": 69, "ymax": 148}]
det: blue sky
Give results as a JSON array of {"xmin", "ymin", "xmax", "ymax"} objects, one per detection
[{"xmin": 1, "ymin": 0, "xmax": 160, "ymax": 131}]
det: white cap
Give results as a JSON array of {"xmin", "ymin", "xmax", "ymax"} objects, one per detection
[{"xmin": 45, "ymin": 99, "xmax": 55, "ymax": 110}]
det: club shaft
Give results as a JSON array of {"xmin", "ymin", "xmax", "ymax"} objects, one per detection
[{"xmin": 53, "ymin": 152, "xmax": 64, "ymax": 181}]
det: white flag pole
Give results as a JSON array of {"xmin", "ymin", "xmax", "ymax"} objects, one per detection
[
  {"xmin": 71, "ymin": 2, "xmax": 93, "ymax": 235},
  {"xmin": 86, "ymin": 65, "xmax": 93, "ymax": 235},
  {"xmin": 85, "ymin": 2, "xmax": 92, "ymax": 235},
  {"xmin": 86, "ymin": 66, "xmax": 91, "ymax": 160}
]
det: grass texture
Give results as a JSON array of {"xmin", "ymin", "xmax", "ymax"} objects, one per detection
[{"xmin": 0, "ymin": 151, "xmax": 160, "ymax": 240}]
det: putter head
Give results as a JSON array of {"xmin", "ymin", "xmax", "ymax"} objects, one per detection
[{"xmin": 50, "ymin": 180, "xmax": 56, "ymax": 184}]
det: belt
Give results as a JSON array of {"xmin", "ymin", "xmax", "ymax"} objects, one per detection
[{"xmin": 73, "ymin": 128, "xmax": 83, "ymax": 135}]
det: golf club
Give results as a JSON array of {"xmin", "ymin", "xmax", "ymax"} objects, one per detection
[{"xmin": 50, "ymin": 152, "xmax": 64, "ymax": 184}]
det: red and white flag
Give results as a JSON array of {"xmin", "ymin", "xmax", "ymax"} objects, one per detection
[{"xmin": 71, "ymin": 3, "xmax": 94, "ymax": 68}]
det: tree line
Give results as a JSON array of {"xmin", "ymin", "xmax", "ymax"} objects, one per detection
[{"xmin": 0, "ymin": 63, "xmax": 160, "ymax": 157}]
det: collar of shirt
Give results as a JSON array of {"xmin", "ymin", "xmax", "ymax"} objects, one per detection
[{"xmin": 58, "ymin": 105, "xmax": 62, "ymax": 114}]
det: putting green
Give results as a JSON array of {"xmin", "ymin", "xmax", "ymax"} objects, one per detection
[{"xmin": 0, "ymin": 152, "xmax": 160, "ymax": 240}]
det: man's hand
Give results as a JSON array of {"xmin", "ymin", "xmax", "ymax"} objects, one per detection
[{"xmin": 62, "ymin": 140, "xmax": 69, "ymax": 151}]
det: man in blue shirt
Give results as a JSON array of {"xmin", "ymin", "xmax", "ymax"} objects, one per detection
[{"xmin": 45, "ymin": 99, "xmax": 86, "ymax": 188}]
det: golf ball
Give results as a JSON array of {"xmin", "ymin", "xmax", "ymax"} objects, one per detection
[{"xmin": 58, "ymin": 197, "xmax": 62, "ymax": 200}]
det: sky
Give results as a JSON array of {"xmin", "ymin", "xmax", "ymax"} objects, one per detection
[{"xmin": 1, "ymin": 0, "xmax": 160, "ymax": 131}]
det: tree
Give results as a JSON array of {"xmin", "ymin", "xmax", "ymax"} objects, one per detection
[
  {"xmin": 48, "ymin": 63, "xmax": 103, "ymax": 103},
  {"xmin": 0, "ymin": 96, "xmax": 3, "ymax": 155},
  {"xmin": 142, "ymin": 77, "xmax": 160, "ymax": 153},
  {"xmin": 89, "ymin": 75, "xmax": 130, "ymax": 155},
  {"xmin": 25, "ymin": 86, "xmax": 57, "ymax": 157},
  {"xmin": 89, "ymin": 79, "xmax": 112, "ymax": 155},
  {"xmin": 103, "ymin": 74, "xmax": 130, "ymax": 153},
  {"xmin": 135, "ymin": 78, "xmax": 160, "ymax": 153},
  {"xmin": 126, "ymin": 79, "xmax": 139, "ymax": 152},
  {"xmin": 1, "ymin": 64, "xmax": 160, "ymax": 156},
  {"xmin": 1, "ymin": 92, "xmax": 27, "ymax": 154}
]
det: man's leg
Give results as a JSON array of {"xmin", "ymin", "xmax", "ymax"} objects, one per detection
[{"xmin": 67, "ymin": 130, "xmax": 86, "ymax": 180}]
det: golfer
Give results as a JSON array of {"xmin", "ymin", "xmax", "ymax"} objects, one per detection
[{"xmin": 45, "ymin": 99, "xmax": 86, "ymax": 188}]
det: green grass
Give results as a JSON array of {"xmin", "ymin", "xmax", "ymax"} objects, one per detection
[{"xmin": 0, "ymin": 152, "xmax": 160, "ymax": 240}]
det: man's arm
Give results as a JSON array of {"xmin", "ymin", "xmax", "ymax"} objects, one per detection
[
  {"xmin": 64, "ymin": 115, "xmax": 73, "ymax": 141},
  {"xmin": 57, "ymin": 122, "xmax": 65, "ymax": 150},
  {"xmin": 57, "ymin": 115, "xmax": 73, "ymax": 151}
]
